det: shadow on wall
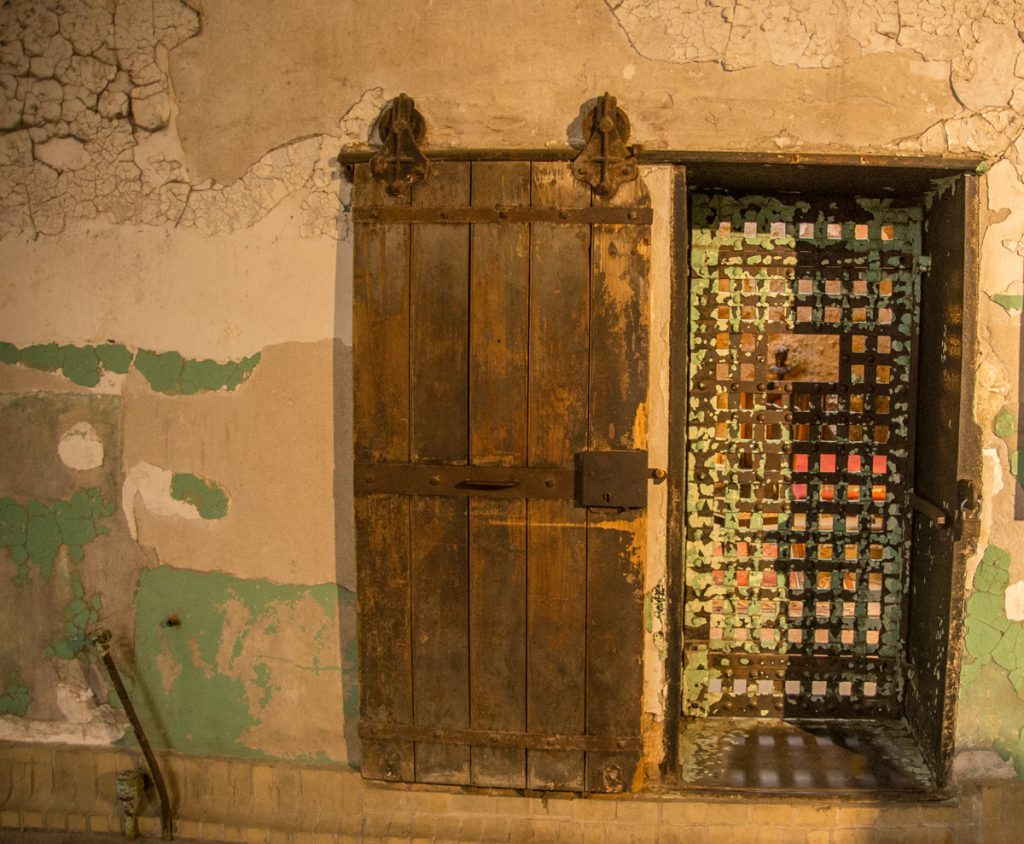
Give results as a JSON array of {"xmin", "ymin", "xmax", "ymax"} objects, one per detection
[
  {"xmin": 334, "ymin": 164, "xmax": 360, "ymax": 768},
  {"xmin": 1017, "ymin": 260, "xmax": 1024, "ymax": 520}
]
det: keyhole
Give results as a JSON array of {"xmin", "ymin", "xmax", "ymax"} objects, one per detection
[{"xmin": 603, "ymin": 492, "xmax": 612, "ymax": 504}]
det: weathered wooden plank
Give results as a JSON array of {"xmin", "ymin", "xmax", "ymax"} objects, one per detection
[
  {"xmin": 409, "ymin": 162, "xmax": 472, "ymax": 784},
  {"xmin": 585, "ymin": 175, "xmax": 650, "ymax": 793},
  {"xmin": 526, "ymin": 162, "xmax": 591, "ymax": 790},
  {"xmin": 353, "ymin": 164, "xmax": 410, "ymax": 463},
  {"xmin": 409, "ymin": 162, "xmax": 471, "ymax": 464},
  {"xmin": 352, "ymin": 163, "xmax": 414, "ymax": 781},
  {"xmin": 467, "ymin": 161, "xmax": 531, "ymax": 787},
  {"xmin": 469, "ymin": 161, "xmax": 531, "ymax": 467},
  {"xmin": 468, "ymin": 497, "xmax": 526, "ymax": 786},
  {"xmin": 410, "ymin": 496, "xmax": 470, "ymax": 783},
  {"xmin": 355, "ymin": 495, "xmax": 414, "ymax": 782}
]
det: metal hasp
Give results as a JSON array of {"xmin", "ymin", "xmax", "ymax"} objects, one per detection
[
  {"xmin": 576, "ymin": 450, "xmax": 649, "ymax": 508},
  {"xmin": 955, "ymin": 477, "xmax": 981, "ymax": 541},
  {"xmin": 769, "ymin": 346, "xmax": 792, "ymax": 379},
  {"xmin": 572, "ymin": 93, "xmax": 639, "ymax": 198},
  {"xmin": 369, "ymin": 93, "xmax": 428, "ymax": 196}
]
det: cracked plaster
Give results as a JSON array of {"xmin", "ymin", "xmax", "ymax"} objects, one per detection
[
  {"xmin": 4, "ymin": 1, "xmax": 1024, "ymax": 243},
  {"xmin": 0, "ymin": 0, "xmax": 371, "ymax": 241},
  {"xmin": 3, "ymin": 0, "xmax": 1024, "ymax": 773}
]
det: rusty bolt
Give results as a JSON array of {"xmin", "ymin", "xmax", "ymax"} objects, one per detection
[
  {"xmin": 439, "ymin": 211, "xmax": 449, "ymax": 220},
  {"xmin": 429, "ymin": 475, "xmax": 440, "ymax": 486},
  {"xmin": 364, "ymin": 474, "xmax": 376, "ymax": 484},
  {"xmin": 628, "ymin": 211, "xmax": 638, "ymax": 221},
  {"xmin": 498, "ymin": 209, "xmax": 508, "ymax": 219},
  {"xmin": 560, "ymin": 210, "xmax": 570, "ymax": 220}
]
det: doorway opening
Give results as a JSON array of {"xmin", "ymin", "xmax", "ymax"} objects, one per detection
[{"xmin": 670, "ymin": 164, "xmax": 980, "ymax": 795}]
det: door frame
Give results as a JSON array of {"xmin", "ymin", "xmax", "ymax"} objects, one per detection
[
  {"xmin": 662, "ymin": 162, "xmax": 982, "ymax": 790},
  {"xmin": 341, "ymin": 147, "xmax": 983, "ymax": 791}
]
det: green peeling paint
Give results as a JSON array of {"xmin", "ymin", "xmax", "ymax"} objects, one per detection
[
  {"xmin": 960, "ymin": 544, "xmax": 1024, "ymax": 775},
  {"xmin": 0, "ymin": 669, "xmax": 31, "ymax": 716},
  {"xmin": 252, "ymin": 662, "xmax": 275, "ymax": 707},
  {"xmin": 170, "ymin": 473, "xmax": 229, "ymax": 520},
  {"xmin": 995, "ymin": 408, "xmax": 1017, "ymax": 439},
  {"xmin": 134, "ymin": 349, "xmax": 260, "ymax": 395},
  {"xmin": 992, "ymin": 294, "xmax": 1024, "ymax": 314},
  {"xmin": 0, "ymin": 488, "xmax": 113, "ymax": 583},
  {"xmin": 0, "ymin": 340, "xmax": 259, "ymax": 394},
  {"xmin": 133, "ymin": 567, "xmax": 346, "ymax": 761},
  {"xmin": 992, "ymin": 406, "xmax": 1024, "ymax": 489},
  {"xmin": 46, "ymin": 572, "xmax": 102, "ymax": 660},
  {"xmin": 0, "ymin": 342, "xmax": 131, "ymax": 387}
]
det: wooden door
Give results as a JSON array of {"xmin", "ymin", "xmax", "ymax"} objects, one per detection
[{"xmin": 353, "ymin": 160, "xmax": 651, "ymax": 792}]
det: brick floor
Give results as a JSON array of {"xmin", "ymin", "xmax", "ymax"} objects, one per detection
[{"xmin": 0, "ymin": 743, "xmax": 1018, "ymax": 843}]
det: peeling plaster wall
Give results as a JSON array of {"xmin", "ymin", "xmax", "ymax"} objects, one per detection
[{"xmin": 2, "ymin": 0, "xmax": 1024, "ymax": 780}]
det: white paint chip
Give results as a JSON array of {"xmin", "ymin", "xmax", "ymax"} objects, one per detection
[
  {"xmin": 122, "ymin": 461, "xmax": 201, "ymax": 540},
  {"xmin": 58, "ymin": 422, "xmax": 104, "ymax": 470},
  {"xmin": 1005, "ymin": 581, "xmax": 1024, "ymax": 622},
  {"xmin": 622, "ymin": 63, "xmax": 636, "ymax": 79}
]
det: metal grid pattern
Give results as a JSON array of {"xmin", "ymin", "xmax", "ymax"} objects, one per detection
[{"xmin": 683, "ymin": 194, "xmax": 923, "ymax": 718}]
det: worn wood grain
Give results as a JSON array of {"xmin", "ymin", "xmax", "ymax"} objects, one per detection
[
  {"xmin": 409, "ymin": 162, "xmax": 472, "ymax": 783},
  {"xmin": 467, "ymin": 161, "xmax": 531, "ymax": 787},
  {"xmin": 352, "ymin": 163, "xmax": 414, "ymax": 781},
  {"xmin": 355, "ymin": 495, "xmax": 414, "ymax": 782},
  {"xmin": 586, "ymin": 175, "xmax": 650, "ymax": 792},
  {"xmin": 526, "ymin": 161, "xmax": 591, "ymax": 790}
]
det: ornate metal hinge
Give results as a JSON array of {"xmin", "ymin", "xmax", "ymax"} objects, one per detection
[
  {"xmin": 370, "ymin": 93, "xmax": 429, "ymax": 196},
  {"xmin": 572, "ymin": 93, "xmax": 639, "ymax": 199}
]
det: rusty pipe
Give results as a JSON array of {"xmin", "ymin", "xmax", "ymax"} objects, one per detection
[{"xmin": 89, "ymin": 629, "xmax": 173, "ymax": 840}]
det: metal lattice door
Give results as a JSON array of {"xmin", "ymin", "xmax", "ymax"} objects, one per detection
[{"xmin": 683, "ymin": 193, "xmax": 922, "ymax": 719}]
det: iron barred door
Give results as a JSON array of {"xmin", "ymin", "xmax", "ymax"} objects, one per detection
[
  {"xmin": 353, "ymin": 160, "xmax": 650, "ymax": 792},
  {"xmin": 684, "ymin": 194, "xmax": 921, "ymax": 719}
]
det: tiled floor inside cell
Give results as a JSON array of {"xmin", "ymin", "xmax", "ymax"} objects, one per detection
[{"xmin": 677, "ymin": 717, "xmax": 935, "ymax": 794}]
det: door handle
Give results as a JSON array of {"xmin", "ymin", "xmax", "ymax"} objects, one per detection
[{"xmin": 457, "ymin": 479, "xmax": 521, "ymax": 491}]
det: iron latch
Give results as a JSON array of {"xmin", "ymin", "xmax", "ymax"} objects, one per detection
[
  {"xmin": 955, "ymin": 477, "xmax": 981, "ymax": 541},
  {"xmin": 576, "ymin": 450, "xmax": 649, "ymax": 509}
]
